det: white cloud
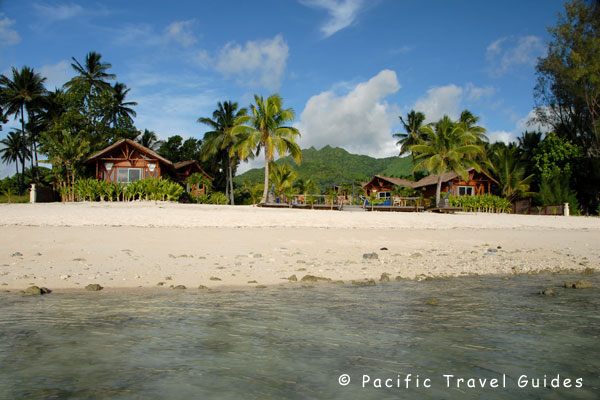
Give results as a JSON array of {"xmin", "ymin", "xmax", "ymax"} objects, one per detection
[
  {"xmin": 0, "ymin": 13, "xmax": 20, "ymax": 46},
  {"xmin": 300, "ymin": 0, "xmax": 366, "ymax": 37},
  {"xmin": 516, "ymin": 108, "xmax": 552, "ymax": 134},
  {"xmin": 215, "ymin": 34, "xmax": 289, "ymax": 91},
  {"xmin": 296, "ymin": 69, "xmax": 401, "ymax": 157},
  {"xmin": 486, "ymin": 35, "xmax": 545, "ymax": 77},
  {"xmin": 413, "ymin": 84, "xmax": 463, "ymax": 122},
  {"xmin": 163, "ymin": 20, "xmax": 197, "ymax": 47},
  {"xmin": 465, "ymin": 83, "xmax": 495, "ymax": 102},
  {"xmin": 413, "ymin": 83, "xmax": 495, "ymax": 122},
  {"xmin": 488, "ymin": 130, "xmax": 514, "ymax": 144},
  {"xmin": 39, "ymin": 60, "xmax": 71, "ymax": 90},
  {"xmin": 33, "ymin": 3, "xmax": 84, "ymax": 21}
]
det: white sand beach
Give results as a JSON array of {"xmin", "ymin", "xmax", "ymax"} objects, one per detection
[{"xmin": 1, "ymin": 202, "xmax": 599, "ymax": 291}]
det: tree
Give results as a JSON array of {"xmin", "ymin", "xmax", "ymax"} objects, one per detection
[
  {"xmin": 41, "ymin": 129, "xmax": 90, "ymax": 200},
  {"xmin": 534, "ymin": 0, "xmax": 600, "ymax": 156},
  {"xmin": 198, "ymin": 101, "xmax": 247, "ymax": 205},
  {"xmin": 489, "ymin": 143, "xmax": 535, "ymax": 201},
  {"xmin": 0, "ymin": 129, "xmax": 30, "ymax": 192},
  {"xmin": 65, "ymin": 51, "xmax": 116, "ymax": 94},
  {"xmin": 157, "ymin": 135, "xmax": 184, "ymax": 162},
  {"xmin": 393, "ymin": 110, "xmax": 426, "ymax": 156},
  {"xmin": 233, "ymin": 94, "xmax": 302, "ymax": 203},
  {"xmin": 136, "ymin": 129, "xmax": 162, "ymax": 151},
  {"xmin": 106, "ymin": 82, "xmax": 137, "ymax": 128},
  {"xmin": 0, "ymin": 66, "xmax": 47, "ymax": 181},
  {"xmin": 269, "ymin": 162, "xmax": 297, "ymax": 201},
  {"xmin": 532, "ymin": 132, "xmax": 582, "ymax": 179},
  {"xmin": 410, "ymin": 115, "xmax": 486, "ymax": 206}
]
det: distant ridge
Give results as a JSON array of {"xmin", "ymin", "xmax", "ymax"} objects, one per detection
[{"xmin": 234, "ymin": 145, "xmax": 414, "ymax": 185}]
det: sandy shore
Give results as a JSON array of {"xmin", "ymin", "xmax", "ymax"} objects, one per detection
[{"xmin": 1, "ymin": 202, "xmax": 599, "ymax": 291}]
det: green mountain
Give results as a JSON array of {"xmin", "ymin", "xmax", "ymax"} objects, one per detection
[{"xmin": 234, "ymin": 145, "xmax": 414, "ymax": 185}]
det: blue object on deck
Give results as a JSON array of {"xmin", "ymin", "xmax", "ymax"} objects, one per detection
[
  {"xmin": 276, "ymin": 198, "xmax": 280, "ymax": 203},
  {"xmin": 383, "ymin": 199, "xmax": 391, "ymax": 206}
]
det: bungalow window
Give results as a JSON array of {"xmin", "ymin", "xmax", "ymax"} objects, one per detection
[
  {"xmin": 457, "ymin": 186, "xmax": 474, "ymax": 196},
  {"xmin": 378, "ymin": 191, "xmax": 391, "ymax": 199},
  {"xmin": 116, "ymin": 168, "xmax": 143, "ymax": 183}
]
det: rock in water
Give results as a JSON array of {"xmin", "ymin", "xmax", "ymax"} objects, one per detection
[
  {"xmin": 379, "ymin": 273, "xmax": 390, "ymax": 283},
  {"xmin": 425, "ymin": 297, "xmax": 439, "ymax": 305},
  {"xmin": 362, "ymin": 253, "xmax": 378, "ymax": 260},
  {"xmin": 539, "ymin": 288, "xmax": 556, "ymax": 296},
  {"xmin": 300, "ymin": 275, "xmax": 331, "ymax": 283},
  {"xmin": 352, "ymin": 279, "xmax": 376, "ymax": 287},
  {"xmin": 172, "ymin": 285, "xmax": 186, "ymax": 290},
  {"xmin": 581, "ymin": 267, "xmax": 595, "ymax": 275},
  {"xmin": 380, "ymin": 247, "xmax": 388, "ymax": 251},
  {"xmin": 564, "ymin": 280, "xmax": 593, "ymax": 289},
  {"xmin": 85, "ymin": 284, "xmax": 103, "ymax": 291},
  {"xmin": 22, "ymin": 286, "xmax": 43, "ymax": 296},
  {"xmin": 287, "ymin": 274, "xmax": 298, "ymax": 282},
  {"xmin": 198, "ymin": 285, "xmax": 208, "ymax": 290}
]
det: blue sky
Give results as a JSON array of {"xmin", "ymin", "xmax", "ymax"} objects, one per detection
[{"xmin": 1, "ymin": 0, "xmax": 564, "ymax": 176}]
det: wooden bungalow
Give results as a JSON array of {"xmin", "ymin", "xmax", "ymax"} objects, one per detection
[
  {"xmin": 363, "ymin": 175, "xmax": 416, "ymax": 200},
  {"xmin": 84, "ymin": 139, "xmax": 212, "ymax": 192},
  {"xmin": 412, "ymin": 168, "xmax": 498, "ymax": 198}
]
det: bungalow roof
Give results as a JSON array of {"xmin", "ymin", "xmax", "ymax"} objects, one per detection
[
  {"xmin": 363, "ymin": 174, "xmax": 416, "ymax": 188},
  {"xmin": 412, "ymin": 167, "xmax": 499, "ymax": 187},
  {"xmin": 84, "ymin": 139, "xmax": 173, "ymax": 167}
]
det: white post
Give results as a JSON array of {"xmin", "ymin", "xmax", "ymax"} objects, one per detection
[
  {"xmin": 30, "ymin": 184, "xmax": 36, "ymax": 203},
  {"xmin": 563, "ymin": 202, "xmax": 570, "ymax": 216}
]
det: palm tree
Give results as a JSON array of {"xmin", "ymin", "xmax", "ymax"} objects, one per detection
[
  {"xmin": 458, "ymin": 110, "xmax": 487, "ymax": 142},
  {"xmin": 136, "ymin": 129, "xmax": 162, "ymax": 151},
  {"xmin": 198, "ymin": 101, "xmax": 247, "ymax": 205},
  {"xmin": 269, "ymin": 162, "xmax": 298, "ymax": 201},
  {"xmin": 490, "ymin": 144, "xmax": 534, "ymax": 201},
  {"xmin": 64, "ymin": 51, "xmax": 116, "ymax": 94},
  {"xmin": 0, "ymin": 66, "xmax": 47, "ymax": 181},
  {"xmin": 41, "ymin": 130, "xmax": 91, "ymax": 200},
  {"xmin": 107, "ymin": 82, "xmax": 137, "ymax": 128},
  {"xmin": 232, "ymin": 94, "xmax": 302, "ymax": 203},
  {"xmin": 0, "ymin": 130, "xmax": 30, "ymax": 192},
  {"xmin": 411, "ymin": 115, "xmax": 486, "ymax": 207},
  {"xmin": 394, "ymin": 110, "xmax": 426, "ymax": 156}
]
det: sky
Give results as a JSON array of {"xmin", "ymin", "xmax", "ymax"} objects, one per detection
[{"xmin": 0, "ymin": 0, "xmax": 565, "ymax": 177}]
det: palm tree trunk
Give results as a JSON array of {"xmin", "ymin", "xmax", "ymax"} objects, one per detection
[
  {"xmin": 228, "ymin": 160, "xmax": 235, "ymax": 205},
  {"xmin": 436, "ymin": 175, "xmax": 443, "ymax": 207},
  {"xmin": 262, "ymin": 152, "xmax": 269, "ymax": 204}
]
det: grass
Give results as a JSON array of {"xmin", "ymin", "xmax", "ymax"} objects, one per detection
[{"xmin": 0, "ymin": 193, "xmax": 30, "ymax": 203}]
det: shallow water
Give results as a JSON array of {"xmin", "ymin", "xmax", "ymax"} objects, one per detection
[{"xmin": 0, "ymin": 274, "xmax": 599, "ymax": 399}]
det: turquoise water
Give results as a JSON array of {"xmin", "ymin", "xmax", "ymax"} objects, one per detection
[{"xmin": 0, "ymin": 274, "xmax": 599, "ymax": 399}]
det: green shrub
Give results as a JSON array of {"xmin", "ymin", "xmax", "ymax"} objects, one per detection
[{"xmin": 449, "ymin": 194, "xmax": 512, "ymax": 213}]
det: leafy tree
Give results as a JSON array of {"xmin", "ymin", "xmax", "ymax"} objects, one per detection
[
  {"xmin": 233, "ymin": 94, "xmax": 302, "ymax": 203},
  {"xmin": 410, "ymin": 115, "xmax": 486, "ymax": 206},
  {"xmin": 394, "ymin": 110, "xmax": 426, "ymax": 156},
  {"xmin": 157, "ymin": 135, "xmax": 184, "ymax": 162},
  {"xmin": 532, "ymin": 132, "xmax": 582, "ymax": 179},
  {"xmin": 198, "ymin": 101, "xmax": 247, "ymax": 205},
  {"xmin": 534, "ymin": 0, "xmax": 600, "ymax": 156},
  {"xmin": 0, "ymin": 66, "xmax": 47, "ymax": 181}
]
